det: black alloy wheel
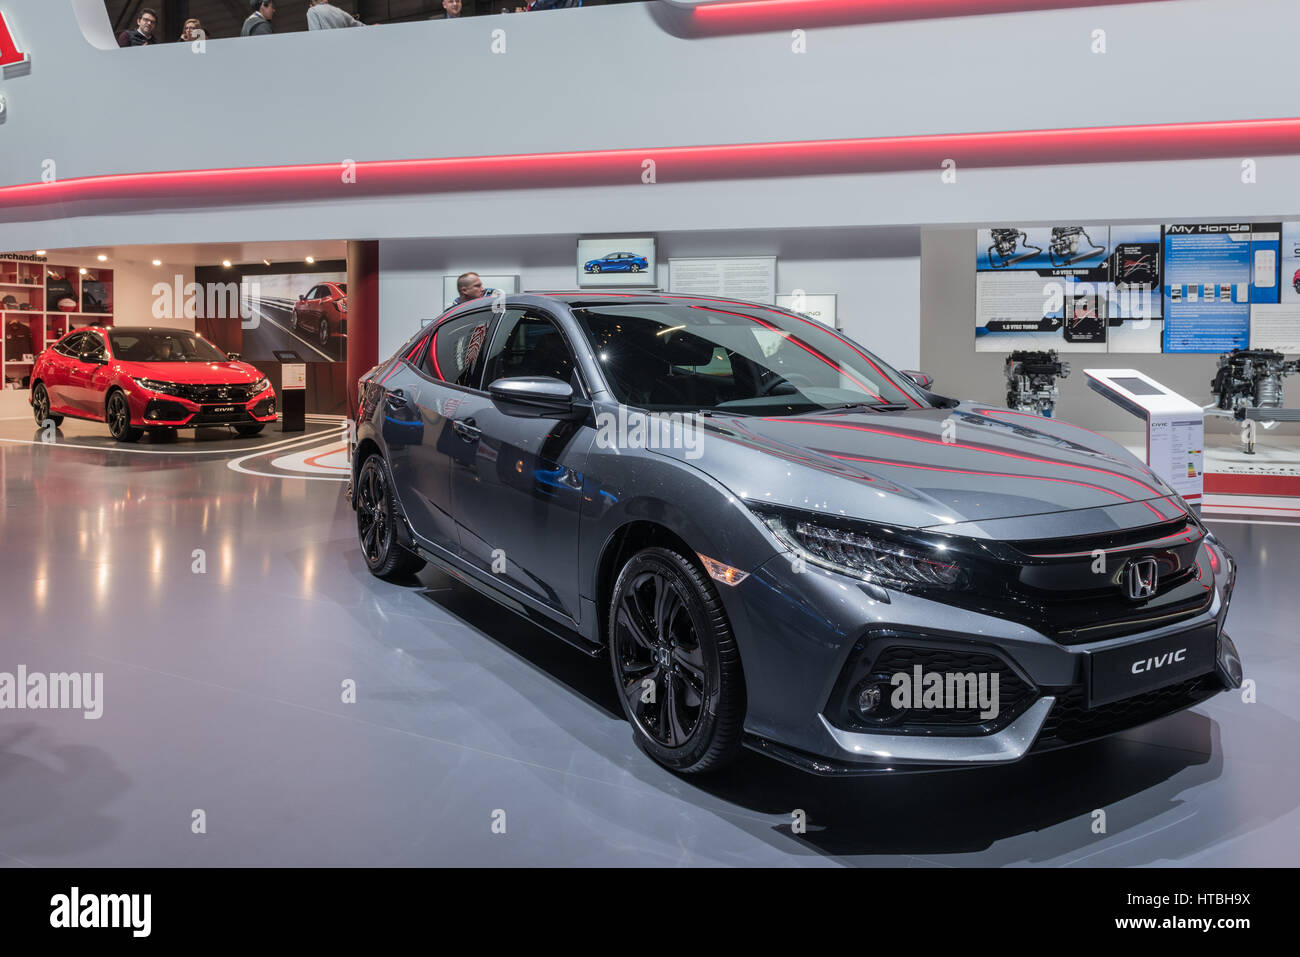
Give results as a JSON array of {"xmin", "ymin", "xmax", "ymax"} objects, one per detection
[
  {"xmin": 609, "ymin": 547, "xmax": 745, "ymax": 773},
  {"xmin": 106, "ymin": 391, "xmax": 141, "ymax": 443},
  {"xmin": 355, "ymin": 454, "xmax": 425, "ymax": 580},
  {"xmin": 318, "ymin": 318, "xmax": 329, "ymax": 348},
  {"xmin": 290, "ymin": 311, "xmax": 298, "ymax": 331},
  {"xmin": 31, "ymin": 383, "xmax": 62, "ymax": 427}
]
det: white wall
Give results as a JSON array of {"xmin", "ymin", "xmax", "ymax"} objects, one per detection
[{"xmin": 378, "ymin": 230, "xmax": 922, "ymax": 369}]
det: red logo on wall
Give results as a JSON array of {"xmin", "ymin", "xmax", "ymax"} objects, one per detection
[{"xmin": 0, "ymin": 10, "xmax": 29, "ymax": 69}]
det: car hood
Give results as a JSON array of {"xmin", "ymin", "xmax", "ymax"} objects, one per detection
[
  {"xmin": 117, "ymin": 361, "xmax": 265, "ymax": 384},
  {"xmin": 649, "ymin": 402, "xmax": 1185, "ymax": 536}
]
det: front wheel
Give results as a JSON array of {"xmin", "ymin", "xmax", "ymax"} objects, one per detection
[
  {"xmin": 591, "ymin": 264, "xmax": 602, "ymax": 273},
  {"xmin": 608, "ymin": 547, "xmax": 745, "ymax": 773},
  {"xmin": 31, "ymin": 383, "xmax": 63, "ymax": 427},
  {"xmin": 290, "ymin": 311, "xmax": 299, "ymax": 332},
  {"xmin": 355, "ymin": 454, "xmax": 426, "ymax": 580},
  {"xmin": 106, "ymin": 391, "xmax": 141, "ymax": 443}
]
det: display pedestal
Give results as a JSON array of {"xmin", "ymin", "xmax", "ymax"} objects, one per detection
[
  {"xmin": 280, "ymin": 363, "xmax": 306, "ymax": 432},
  {"xmin": 1085, "ymin": 368, "xmax": 1204, "ymax": 506}
]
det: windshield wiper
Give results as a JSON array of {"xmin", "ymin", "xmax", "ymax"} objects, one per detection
[{"xmin": 805, "ymin": 402, "xmax": 912, "ymax": 414}]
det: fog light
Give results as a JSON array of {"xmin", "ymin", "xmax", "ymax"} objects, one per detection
[{"xmin": 857, "ymin": 684, "xmax": 883, "ymax": 714}]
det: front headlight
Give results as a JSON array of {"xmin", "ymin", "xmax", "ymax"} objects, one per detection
[
  {"xmin": 133, "ymin": 377, "xmax": 180, "ymax": 396},
  {"xmin": 250, "ymin": 377, "xmax": 270, "ymax": 394},
  {"xmin": 753, "ymin": 507, "xmax": 968, "ymax": 590}
]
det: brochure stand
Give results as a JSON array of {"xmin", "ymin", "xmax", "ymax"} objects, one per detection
[{"xmin": 1084, "ymin": 368, "xmax": 1204, "ymax": 506}]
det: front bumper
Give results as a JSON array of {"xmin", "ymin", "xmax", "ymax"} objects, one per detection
[
  {"xmin": 129, "ymin": 386, "xmax": 277, "ymax": 427},
  {"xmin": 728, "ymin": 535, "xmax": 1240, "ymax": 775}
]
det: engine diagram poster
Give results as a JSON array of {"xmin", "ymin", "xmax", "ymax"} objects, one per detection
[
  {"xmin": 1161, "ymin": 223, "xmax": 1277, "ymax": 353},
  {"xmin": 976, "ymin": 225, "xmax": 1112, "ymax": 353}
]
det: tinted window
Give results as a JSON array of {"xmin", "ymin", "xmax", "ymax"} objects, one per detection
[
  {"xmin": 570, "ymin": 302, "xmax": 928, "ymax": 415},
  {"xmin": 482, "ymin": 311, "xmax": 577, "ymax": 389},
  {"xmin": 425, "ymin": 311, "xmax": 493, "ymax": 388},
  {"xmin": 55, "ymin": 332, "xmax": 87, "ymax": 357},
  {"xmin": 107, "ymin": 329, "xmax": 230, "ymax": 362},
  {"xmin": 82, "ymin": 331, "xmax": 107, "ymax": 361}
]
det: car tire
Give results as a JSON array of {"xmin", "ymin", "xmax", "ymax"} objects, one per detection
[
  {"xmin": 318, "ymin": 318, "xmax": 329, "ymax": 348},
  {"xmin": 290, "ymin": 312, "xmax": 298, "ymax": 332},
  {"xmin": 592, "ymin": 264, "xmax": 602, "ymax": 273},
  {"xmin": 355, "ymin": 453, "xmax": 426, "ymax": 581},
  {"xmin": 31, "ymin": 383, "xmax": 62, "ymax": 427},
  {"xmin": 106, "ymin": 390, "xmax": 141, "ymax": 443},
  {"xmin": 630, "ymin": 265, "xmax": 640, "ymax": 273},
  {"xmin": 234, "ymin": 424, "xmax": 264, "ymax": 437},
  {"xmin": 608, "ymin": 546, "xmax": 745, "ymax": 774}
]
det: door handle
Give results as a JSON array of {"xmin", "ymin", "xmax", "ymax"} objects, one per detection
[{"xmin": 453, "ymin": 418, "xmax": 481, "ymax": 442}]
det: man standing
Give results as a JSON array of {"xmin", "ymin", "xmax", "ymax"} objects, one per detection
[
  {"xmin": 307, "ymin": 1, "xmax": 363, "ymax": 29},
  {"xmin": 241, "ymin": 1, "xmax": 276, "ymax": 36},
  {"xmin": 451, "ymin": 273, "xmax": 497, "ymax": 306},
  {"xmin": 116, "ymin": 8, "xmax": 157, "ymax": 47}
]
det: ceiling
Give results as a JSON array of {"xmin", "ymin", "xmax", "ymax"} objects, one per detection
[{"xmin": 33, "ymin": 240, "xmax": 347, "ymax": 268}]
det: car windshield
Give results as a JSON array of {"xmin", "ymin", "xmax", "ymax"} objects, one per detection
[
  {"xmin": 570, "ymin": 301, "xmax": 930, "ymax": 415},
  {"xmin": 107, "ymin": 329, "xmax": 230, "ymax": 363}
]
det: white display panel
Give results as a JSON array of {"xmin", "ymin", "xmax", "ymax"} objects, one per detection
[
  {"xmin": 669, "ymin": 257, "xmax": 776, "ymax": 304},
  {"xmin": 1084, "ymin": 368, "xmax": 1204, "ymax": 504},
  {"xmin": 776, "ymin": 293, "xmax": 837, "ymax": 328}
]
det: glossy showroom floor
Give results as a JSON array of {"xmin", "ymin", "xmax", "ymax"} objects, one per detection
[{"xmin": 1, "ymin": 416, "xmax": 1297, "ymax": 867}]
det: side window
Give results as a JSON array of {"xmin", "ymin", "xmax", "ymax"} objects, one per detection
[
  {"xmin": 82, "ymin": 331, "xmax": 107, "ymax": 361},
  {"xmin": 423, "ymin": 310, "xmax": 493, "ymax": 389},
  {"xmin": 481, "ymin": 310, "xmax": 579, "ymax": 390},
  {"xmin": 304, "ymin": 285, "xmax": 322, "ymax": 301},
  {"xmin": 55, "ymin": 332, "xmax": 86, "ymax": 357}
]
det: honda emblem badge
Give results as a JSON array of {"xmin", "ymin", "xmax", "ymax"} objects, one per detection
[{"xmin": 1125, "ymin": 557, "xmax": 1159, "ymax": 601}]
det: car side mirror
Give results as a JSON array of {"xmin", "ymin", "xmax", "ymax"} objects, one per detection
[
  {"xmin": 226, "ymin": 352, "xmax": 242, "ymax": 361},
  {"xmin": 902, "ymin": 370, "xmax": 934, "ymax": 390},
  {"xmin": 299, "ymin": 295, "xmax": 307, "ymax": 302},
  {"xmin": 488, "ymin": 376, "xmax": 581, "ymax": 419}
]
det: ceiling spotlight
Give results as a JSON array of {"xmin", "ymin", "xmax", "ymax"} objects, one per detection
[
  {"xmin": 222, "ymin": 260, "xmax": 232, "ymax": 268},
  {"xmin": 262, "ymin": 259, "xmax": 271, "ymax": 266},
  {"xmin": 97, "ymin": 254, "xmax": 108, "ymax": 262},
  {"xmin": 79, "ymin": 268, "xmax": 87, "ymax": 275},
  {"xmin": 305, "ymin": 256, "xmax": 315, "ymax": 264},
  {"xmin": 152, "ymin": 259, "xmax": 162, "ymax": 266}
]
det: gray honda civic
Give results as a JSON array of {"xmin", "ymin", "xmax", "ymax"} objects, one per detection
[{"xmin": 350, "ymin": 292, "xmax": 1243, "ymax": 775}]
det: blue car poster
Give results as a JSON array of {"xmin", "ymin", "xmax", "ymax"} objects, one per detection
[{"xmin": 576, "ymin": 237, "xmax": 656, "ymax": 288}]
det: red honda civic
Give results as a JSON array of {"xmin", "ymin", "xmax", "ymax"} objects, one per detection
[{"xmin": 30, "ymin": 326, "xmax": 276, "ymax": 442}]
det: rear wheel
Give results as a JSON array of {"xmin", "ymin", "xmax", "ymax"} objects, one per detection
[
  {"xmin": 318, "ymin": 318, "xmax": 329, "ymax": 348},
  {"xmin": 356, "ymin": 453, "xmax": 425, "ymax": 580},
  {"xmin": 234, "ymin": 424, "xmax": 264, "ymax": 437},
  {"xmin": 31, "ymin": 383, "xmax": 62, "ymax": 427},
  {"xmin": 106, "ymin": 390, "xmax": 141, "ymax": 443},
  {"xmin": 609, "ymin": 547, "xmax": 745, "ymax": 773}
]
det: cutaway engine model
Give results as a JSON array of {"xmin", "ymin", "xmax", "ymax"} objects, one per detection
[
  {"xmin": 987, "ymin": 228, "xmax": 1042, "ymax": 269},
  {"xmin": 1208, "ymin": 348, "xmax": 1300, "ymax": 453},
  {"xmin": 1048, "ymin": 226, "xmax": 1106, "ymax": 267},
  {"xmin": 1006, "ymin": 349, "xmax": 1069, "ymax": 417}
]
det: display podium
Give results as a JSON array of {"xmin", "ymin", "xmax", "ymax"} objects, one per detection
[
  {"xmin": 1084, "ymin": 369, "xmax": 1203, "ymax": 505},
  {"xmin": 280, "ymin": 363, "xmax": 306, "ymax": 433}
]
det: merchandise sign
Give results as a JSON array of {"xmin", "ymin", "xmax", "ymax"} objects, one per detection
[{"xmin": 282, "ymin": 364, "xmax": 307, "ymax": 391}]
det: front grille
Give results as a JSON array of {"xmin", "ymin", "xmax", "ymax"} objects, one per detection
[
  {"xmin": 174, "ymin": 382, "xmax": 251, "ymax": 403},
  {"xmin": 1031, "ymin": 672, "xmax": 1222, "ymax": 752},
  {"xmin": 827, "ymin": 640, "xmax": 1037, "ymax": 736},
  {"xmin": 937, "ymin": 516, "xmax": 1213, "ymax": 645}
]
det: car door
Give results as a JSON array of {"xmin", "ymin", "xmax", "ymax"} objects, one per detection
[
  {"xmin": 65, "ymin": 330, "xmax": 109, "ymax": 413},
  {"xmin": 298, "ymin": 285, "xmax": 322, "ymax": 334},
  {"xmin": 42, "ymin": 331, "xmax": 85, "ymax": 412},
  {"xmin": 385, "ymin": 308, "xmax": 497, "ymax": 556},
  {"xmin": 447, "ymin": 306, "xmax": 592, "ymax": 624}
]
